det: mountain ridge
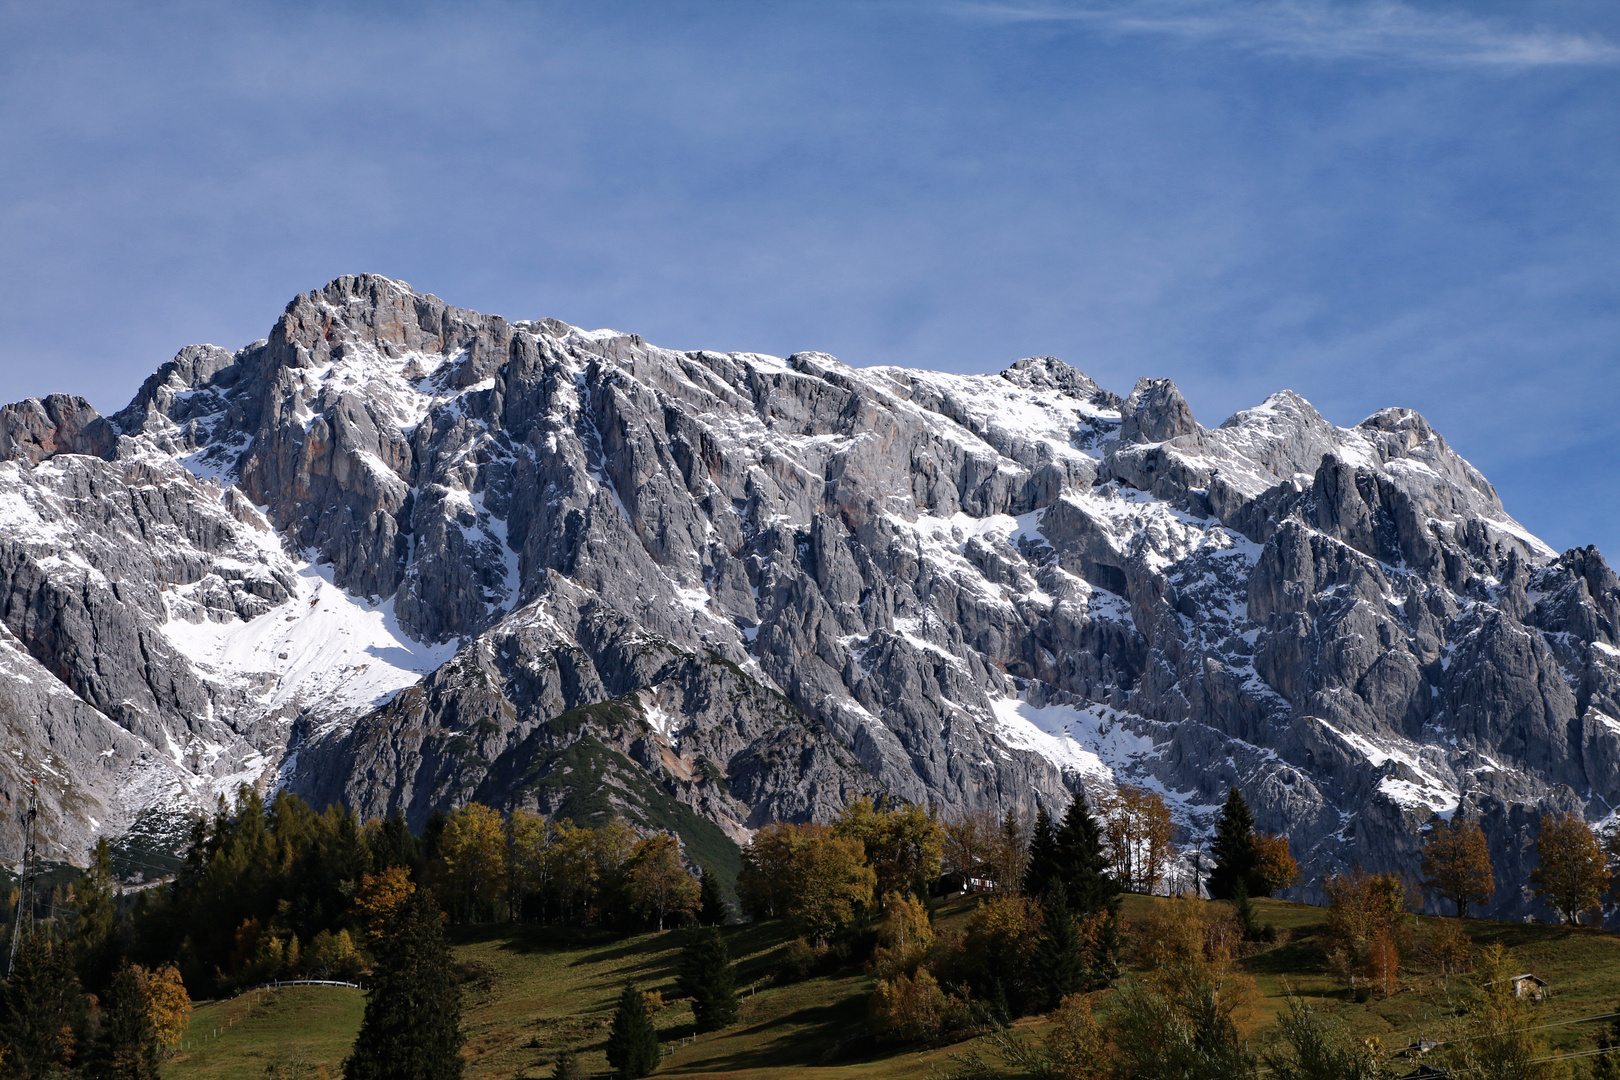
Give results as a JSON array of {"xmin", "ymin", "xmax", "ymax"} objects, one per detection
[{"xmin": 3, "ymin": 273, "xmax": 1616, "ymax": 918}]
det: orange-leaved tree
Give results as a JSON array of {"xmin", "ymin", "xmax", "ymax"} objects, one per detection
[
  {"xmin": 132, "ymin": 963, "xmax": 191, "ymax": 1049},
  {"xmin": 1531, "ymin": 812, "xmax": 1606, "ymax": 925},
  {"xmin": 1250, "ymin": 833, "xmax": 1300, "ymax": 897},
  {"xmin": 1421, "ymin": 816, "xmax": 1494, "ymax": 918},
  {"xmin": 1322, "ymin": 869, "xmax": 1408, "ymax": 994}
]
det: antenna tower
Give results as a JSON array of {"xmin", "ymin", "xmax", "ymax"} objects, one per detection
[{"xmin": 7, "ymin": 778, "xmax": 38, "ymax": 976}]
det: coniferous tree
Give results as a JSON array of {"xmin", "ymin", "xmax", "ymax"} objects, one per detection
[
  {"xmin": 604, "ymin": 983, "xmax": 661, "ymax": 1078},
  {"xmin": 552, "ymin": 1047, "xmax": 587, "ymax": 1080},
  {"xmin": 1022, "ymin": 807, "xmax": 1059, "ymax": 897},
  {"xmin": 0, "ymin": 933, "xmax": 89, "ymax": 1077},
  {"xmin": 82, "ymin": 962, "xmax": 162, "ymax": 1080},
  {"xmin": 372, "ymin": 810, "xmax": 423, "ymax": 877},
  {"xmin": 677, "ymin": 927, "xmax": 738, "ymax": 1032},
  {"xmin": 343, "ymin": 888, "xmax": 464, "ymax": 1080},
  {"xmin": 1053, "ymin": 793, "xmax": 1118, "ymax": 915},
  {"xmin": 1033, "ymin": 883, "xmax": 1088, "ymax": 1010},
  {"xmin": 1208, "ymin": 787, "xmax": 1259, "ymax": 901},
  {"xmin": 71, "ymin": 836, "xmax": 120, "ymax": 995},
  {"xmin": 995, "ymin": 808, "xmax": 1027, "ymax": 892},
  {"xmin": 697, "ymin": 869, "xmax": 728, "ymax": 928}
]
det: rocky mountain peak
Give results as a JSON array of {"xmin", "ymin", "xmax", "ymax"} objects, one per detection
[
  {"xmin": 1120, "ymin": 376, "xmax": 1199, "ymax": 444},
  {"xmin": 2, "ymin": 275, "xmax": 1616, "ymax": 921},
  {"xmin": 0, "ymin": 393, "xmax": 116, "ymax": 464},
  {"xmin": 999, "ymin": 355, "xmax": 1124, "ymax": 410}
]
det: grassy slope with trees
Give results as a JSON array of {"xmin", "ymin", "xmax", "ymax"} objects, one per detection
[
  {"xmin": 11, "ymin": 782, "xmax": 1620, "ymax": 1078},
  {"xmin": 161, "ymin": 894, "xmax": 1620, "ymax": 1080}
]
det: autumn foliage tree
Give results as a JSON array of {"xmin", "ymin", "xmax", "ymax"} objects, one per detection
[
  {"xmin": 738, "ymin": 822, "xmax": 876, "ymax": 941},
  {"xmin": 1421, "ymin": 817, "xmax": 1495, "ymax": 918},
  {"xmin": 833, "ymin": 799, "xmax": 944, "ymax": 901},
  {"xmin": 1095, "ymin": 785, "xmax": 1174, "ymax": 895},
  {"xmin": 132, "ymin": 963, "xmax": 191, "ymax": 1049},
  {"xmin": 1321, "ymin": 869, "xmax": 1408, "ymax": 994},
  {"xmin": 440, "ymin": 802, "xmax": 508, "ymax": 922},
  {"xmin": 942, "ymin": 809, "xmax": 996, "ymax": 889},
  {"xmin": 625, "ymin": 833, "xmax": 700, "ymax": 930},
  {"xmin": 1531, "ymin": 812, "xmax": 1607, "ymax": 925},
  {"xmin": 1250, "ymin": 833, "xmax": 1300, "ymax": 897}
]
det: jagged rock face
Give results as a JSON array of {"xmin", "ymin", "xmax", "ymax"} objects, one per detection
[{"xmin": 3, "ymin": 273, "xmax": 1618, "ymax": 918}]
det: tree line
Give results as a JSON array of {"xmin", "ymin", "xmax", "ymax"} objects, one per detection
[{"xmin": 7, "ymin": 777, "xmax": 1620, "ymax": 1079}]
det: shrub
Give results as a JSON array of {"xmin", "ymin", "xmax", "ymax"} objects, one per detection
[{"xmin": 869, "ymin": 969, "xmax": 970, "ymax": 1044}]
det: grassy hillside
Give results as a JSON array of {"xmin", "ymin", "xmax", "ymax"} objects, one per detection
[
  {"xmin": 166, "ymin": 895, "xmax": 1620, "ymax": 1079},
  {"xmin": 166, "ymin": 984, "xmax": 366, "ymax": 1079}
]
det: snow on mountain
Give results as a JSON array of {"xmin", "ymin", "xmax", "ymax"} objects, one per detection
[{"xmin": 2, "ymin": 274, "xmax": 1617, "ymax": 919}]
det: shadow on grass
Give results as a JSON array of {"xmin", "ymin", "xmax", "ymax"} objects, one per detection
[
  {"xmin": 1243, "ymin": 933, "xmax": 1326, "ymax": 979},
  {"xmin": 458, "ymin": 922, "xmax": 626, "ymax": 954},
  {"xmin": 666, "ymin": 991, "xmax": 882, "ymax": 1074}
]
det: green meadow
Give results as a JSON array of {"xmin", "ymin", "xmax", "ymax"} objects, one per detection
[{"xmin": 167, "ymin": 896, "xmax": 1620, "ymax": 1079}]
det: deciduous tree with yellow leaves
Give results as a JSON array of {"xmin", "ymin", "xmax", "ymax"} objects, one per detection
[{"xmin": 1532, "ymin": 812, "xmax": 1607, "ymax": 925}]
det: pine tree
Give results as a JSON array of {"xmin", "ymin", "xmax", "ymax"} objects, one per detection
[
  {"xmin": 996, "ymin": 808, "xmax": 1026, "ymax": 891},
  {"xmin": 1022, "ymin": 807, "xmax": 1059, "ymax": 897},
  {"xmin": 71, "ymin": 836, "xmax": 120, "ymax": 995},
  {"xmin": 698, "ymin": 868, "xmax": 728, "ymax": 928},
  {"xmin": 677, "ymin": 927, "xmax": 739, "ymax": 1033},
  {"xmin": 82, "ymin": 962, "xmax": 162, "ymax": 1080},
  {"xmin": 0, "ymin": 933, "xmax": 89, "ymax": 1077},
  {"xmin": 604, "ymin": 982, "xmax": 661, "ymax": 1078},
  {"xmin": 1208, "ymin": 787, "xmax": 1258, "ymax": 901},
  {"xmin": 1033, "ymin": 883, "xmax": 1088, "ymax": 1010},
  {"xmin": 343, "ymin": 888, "xmax": 464, "ymax": 1080},
  {"xmin": 1053, "ymin": 793, "xmax": 1117, "ymax": 915},
  {"xmin": 372, "ymin": 810, "xmax": 423, "ymax": 876}
]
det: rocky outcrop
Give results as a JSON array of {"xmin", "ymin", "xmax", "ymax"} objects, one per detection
[
  {"xmin": 2, "ymin": 274, "xmax": 1616, "ymax": 921},
  {"xmin": 1, "ymin": 395, "xmax": 116, "ymax": 464}
]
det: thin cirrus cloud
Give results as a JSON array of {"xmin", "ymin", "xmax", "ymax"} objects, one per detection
[{"xmin": 956, "ymin": 0, "xmax": 1620, "ymax": 66}]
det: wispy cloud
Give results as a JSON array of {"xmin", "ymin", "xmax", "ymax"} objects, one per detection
[{"xmin": 956, "ymin": 0, "xmax": 1620, "ymax": 67}]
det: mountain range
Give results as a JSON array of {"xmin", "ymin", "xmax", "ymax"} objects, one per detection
[{"xmin": 3, "ymin": 273, "xmax": 1616, "ymax": 916}]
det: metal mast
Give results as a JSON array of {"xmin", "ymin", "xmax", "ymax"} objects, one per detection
[{"xmin": 7, "ymin": 778, "xmax": 38, "ymax": 976}]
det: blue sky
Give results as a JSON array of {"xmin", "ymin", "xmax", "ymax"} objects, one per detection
[{"xmin": 3, "ymin": 0, "xmax": 1617, "ymax": 556}]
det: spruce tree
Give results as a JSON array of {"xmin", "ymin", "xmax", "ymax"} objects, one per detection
[
  {"xmin": 697, "ymin": 868, "xmax": 728, "ymax": 927},
  {"xmin": 372, "ymin": 810, "xmax": 423, "ymax": 876},
  {"xmin": 676, "ymin": 927, "xmax": 738, "ymax": 1032},
  {"xmin": 1208, "ymin": 787, "xmax": 1259, "ymax": 901},
  {"xmin": 604, "ymin": 983, "xmax": 661, "ymax": 1078},
  {"xmin": 1033, "ymin": 882, "xmax": 1088, "ymax": 1010},
  {"xmin": 0, "ymin": 933, "xmax": 89, "ymax": 1078},
  {"xmin": 71, "ymin": 836, "xmax": 120, "ymax": 995},
  {"xmin": 82, "ymin": 962, "xmax": 162, "ymax": 1080},
  {"xmin": 1022, "ymin": 807, "xmax": 1060, "ymax": 897},
  {"xmin": 1053, "ymin": 792, "xmax": 1117, "ymax": 915},
  {"xmin": 343, "ymin": 888, "xmax": 464, "ymax": 1080}
]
